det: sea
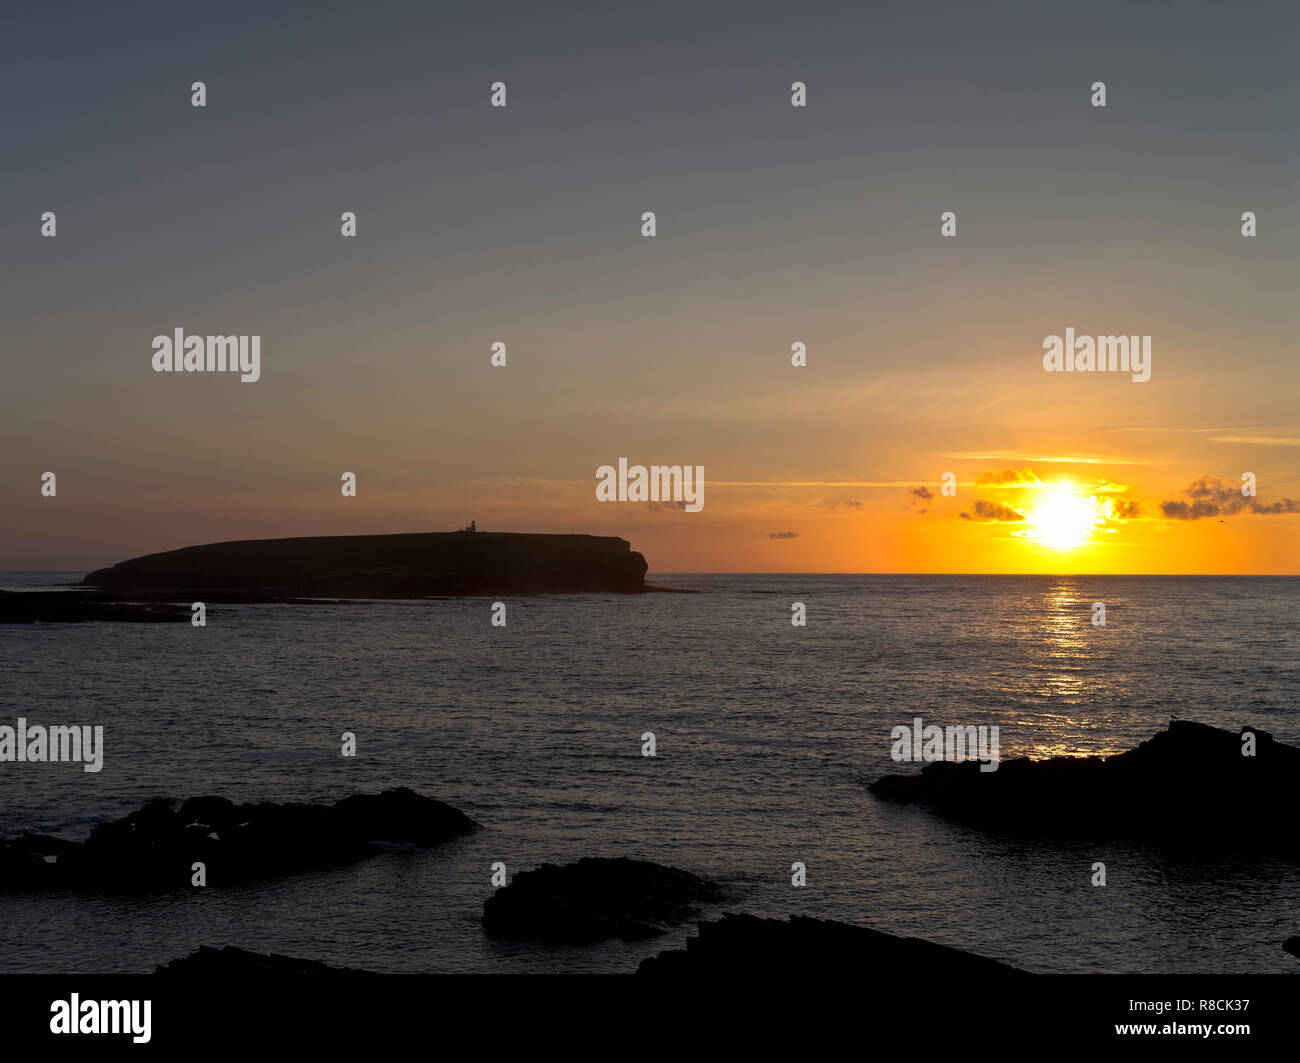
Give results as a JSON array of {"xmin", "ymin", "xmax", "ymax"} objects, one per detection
[{"xmin": 0, "ymin": 572, "xmax": 1297, "ymax": 974}]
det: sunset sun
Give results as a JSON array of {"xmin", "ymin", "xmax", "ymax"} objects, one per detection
[{"xmin": 1023, "ymin": 482, "xmax": 1103, "ymax": 551}]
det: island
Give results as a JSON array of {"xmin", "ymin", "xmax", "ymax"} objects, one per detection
[{"xmin": 82, "ymin": 530, "xmax": 651, "ymax": 598}]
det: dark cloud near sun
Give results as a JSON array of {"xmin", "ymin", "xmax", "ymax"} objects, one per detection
[
  {"xmin": 975, "ymin": 468, "xmax": 1042, "ymax": 488},
  {"xmin": 904, "ymin": 486, "xmax": 934, "ymax": 513},
  {"xmin": 1160, "ymin": 476, "xmax": 1298, "ymax": 520},
  {"xmin": 960, "ymin": 500, "xmax": 1027, "ymax": 523},
  {"xmin": 769, "ymin": 531, "xmax": 798, "ymax": 539}
]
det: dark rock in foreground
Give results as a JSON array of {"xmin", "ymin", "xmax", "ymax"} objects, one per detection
[
  {"xmin": 0, "ymin": 590, "xmax": 190, "ymax": 624},
  {"xmin": 483, "ymin": 857, "xmax": 723, "ymax": 942},
  {"xmin": 0, "ymin": 787, "xmax": 478, "ymax": 893},
  {"xmin": 157, "ymin": 945, "xmax": 373, "ymax": 975},
  {"xmin": 869, "ymin": 720, "xmax": 1300, "ymax": 848},
  {"xmin": 84, "ymin": 530, "xmax": 650, "ymax": 597},
  {"xmin": 638, "ymin": 913, "xmax": 1023, "ymax": 976},
  {"xmin": 1284, "ymin": 936, "xmax": 1300, "ymax": 961}
]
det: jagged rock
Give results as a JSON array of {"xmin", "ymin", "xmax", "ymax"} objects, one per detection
[
  {"xmin": 1284, "ymin": 936, "xmax": 1300, "ymax": 961},
  {"xmin": 638, "ymin": 913, "xmax": 1024, "ymax": 976},
  {"xmin": 483, "ymin": 857, "xmax": 723, "ymax": 942},
  {"xmin": 869, "ymin": 720, "xmax": 1300, "ymax": 848},
  {"xmin": 157, "ymin": 945, "xmax": 373, "ymax": 975},
  {"xmin": 0, "ymin": 787, "xmax": 477, "ymax": 893}
]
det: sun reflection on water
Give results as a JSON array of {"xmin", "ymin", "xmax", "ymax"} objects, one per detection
[{"xmin": 1011, "ymin": 580, "xmax": 1136, "ymax": 760}]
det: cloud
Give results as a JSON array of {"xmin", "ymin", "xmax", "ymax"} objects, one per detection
[
  {"xmin": 1209, "ymin": 436, "xmax": 1300, "ymax": 446},
  {"xmin": 975, "ymin": 467, "xmax": 1042, "ymax": 488},
  {"xmin": 645, "ymin": 500, "xmax": 688, "ymax": 511},
  {"xmin": 1160, "ymin": 499, "xmax": 1216, "ymax": 520},
  {"xmin": 1159, "ymin": 476, "xmax": 1298, "ymax": 520},
  {"xmin": 1252, "ymin": 499, "xmax": 1300, "ymax": 514},
  {"xmin": 825, "ymin": 499, "xmax": 863, "ymax": 511},
  {"xmin": 904, "ymin": 486, "xmax": 934, "ymax": 513},
  {"xmin": 709, "ymin": 480, "xmax": 916, "ymax": 487},
  {"xmin": 1111, "ymin": 427, "xmax": 1221, "ymax": 434},
  {"xmin": 960, "ymin": 500, "xmax": 1027, "ymax": 523},
  {"xmin": 1106, "ymin": 498, "xmax": 1142, "ymax": 519},
  {"xmin": 942, "ymin": 452, "xmax": 1150, "ymax": 465},
  {"xmin": 1185, "ymin": 475, "xmax": 1232, "ymax": 500},
  {"xmin": 769, "ymin": 530, "xmax": 799, "ymax": 539}
]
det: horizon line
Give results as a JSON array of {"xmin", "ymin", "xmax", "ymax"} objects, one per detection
[{"xmin": 4, "ymin": 568, "xmax": 1299, "ymax": 580}]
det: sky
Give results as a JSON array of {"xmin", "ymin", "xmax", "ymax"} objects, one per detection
[{"xmin": 2, "ymin": 0, "xmax": 1297, "ymax": 573}]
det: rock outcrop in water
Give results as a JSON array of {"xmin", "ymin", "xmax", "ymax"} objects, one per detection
[
  {"xmin": 869, "ymin": 720, "xmax": 1300, "ymax": 848},
  {"xmin": 0, "ymin": 591, "xmax": 191, "ymax": 624},
  {"xmin": 84, "ymin": 531, "xmax": 650, "ymax": 597},
  {"xmin": 0, "ymin": 787, "xmax": 478, "ymax": 893},
  {"xmin": 157, "ymin": 946, "xmax": 374, "ymax": 975},
  {"xmin": 483, "ymin": 857, "xmax": 724, "ymax": 941},
  {"xmin": 638, "ymin": 913, "xmax": 1024, "ymax": 975}
]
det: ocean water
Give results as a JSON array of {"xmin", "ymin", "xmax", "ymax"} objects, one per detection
[{"xmin": 0, "ymin": 572, "xmax": 1297, "ymax": 974}]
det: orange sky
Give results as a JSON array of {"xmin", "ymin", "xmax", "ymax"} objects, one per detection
[
  {"xmin": 11, "ymin": 443, "xmax": 1295, "ymax": 575},
  {"xmin": 6, "ymin": 337, "xmax": 1298, "ymax": 573}
]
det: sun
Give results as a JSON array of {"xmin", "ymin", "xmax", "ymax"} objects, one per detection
[{"xmin": 1022, "ymin": 481, "xmax": 1104, "ymax": 550}]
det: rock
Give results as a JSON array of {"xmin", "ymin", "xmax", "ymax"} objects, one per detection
[
  {"xmin": 1284, "ymin": 936, "xmax": 1300, "ymax": 961},
  {"xmin": 334, "ymin": 787, "xmax": 478, "ymax": 844},
  {"xmin": 483, "ymin": 857, "xmax": 723, "ymax": 942},
  {"xmin": 157, "ymin": 945, "xmax": 373, "ymax": 975},
  {"xmin": 868, "ymin": 720, "xmax": 1300, "ymax": 849},
  {"xmin": 0, "ymin": 590, "xmax": 190, "ymax": 624},
  {"xmin": 0, "ymin": 833, "xmax": 81, "ymax": 890},
  {"xmin": 0, "ymin": 788, "xmax": 478, "ymax": 893},
  {"xmin": 638, "ymin": 913, "xmax": 1024, "ymax": 976}
]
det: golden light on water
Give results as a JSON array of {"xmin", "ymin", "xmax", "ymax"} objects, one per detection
[{"xmin": 1011, "ymin": 581, "xmax": 1137, "ymax": 761}]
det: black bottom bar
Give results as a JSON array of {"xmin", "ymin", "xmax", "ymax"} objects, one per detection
[{"xmin": 2, "ymin": 973, "xmax": 1292, "ymax": 1051}]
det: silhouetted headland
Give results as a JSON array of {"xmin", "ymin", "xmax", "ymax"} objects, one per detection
[
  {"xmin": 483, "ymin": 857, "xmax": 723, "ymax": 942},
  {"xmin": 0, "ymin": 787, "xmax": 477, "ymax": 893},
  {"xmin": 870, "ymin": 719, "xmax": 1300, "ymax": 850},
  {"xmin": 83, "ymin": 530, "xmax": 651, "ymax": 598},
  {"xmin": 158, "ymin": 915, "xmax": 1021, "ymax": 977},
  {"xmin": 157, "ymin": 946, "xmax": 374, "ymax": 976},
  {"xmin": 638, "ymin": 913, "xmax": 1024, "ymax": 976}
]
